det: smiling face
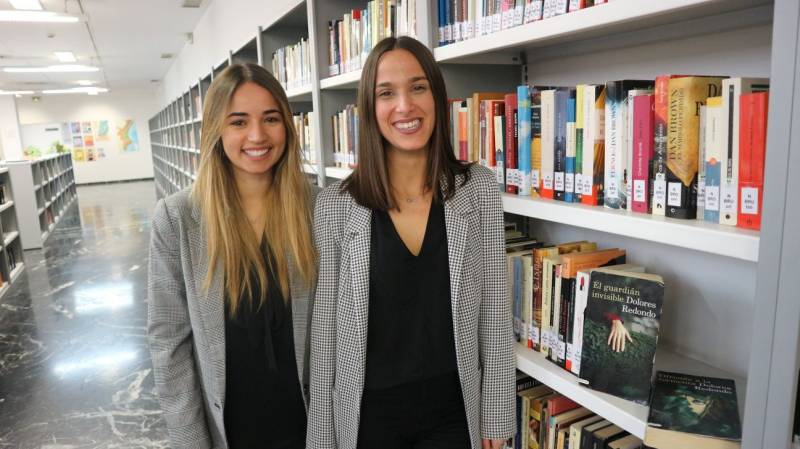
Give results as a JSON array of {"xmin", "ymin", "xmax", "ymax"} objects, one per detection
[
  {"xmin": 373, "ymin": 49, "xmax": 435, "ymax": 156},
  {"xmin": 220, "ymin": 81, "xmax": 286, "ymax": 183}
]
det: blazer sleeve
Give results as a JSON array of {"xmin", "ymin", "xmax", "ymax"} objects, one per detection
[
  {"xmin": 307, "ymin": 191, "xmax": 340, "ymax": 448},
  {"xmin": 147, "ymin": 199, "xmax": 212, "ymax": 449},
  {"xmin": 477, "ymin": 171, "xmax": 516, "ymax": 440}
]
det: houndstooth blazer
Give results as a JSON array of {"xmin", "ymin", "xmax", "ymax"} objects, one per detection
[
  {"xmin": 147, "ymin": 187, "xmax": 317, "ymax": 449},
  {"xmin": 307, "ymin": 164, "xmax": 515, "ymax": 449}
]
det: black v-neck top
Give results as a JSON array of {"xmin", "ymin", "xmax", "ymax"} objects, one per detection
[
  {"xmin": 223, "ymin": 243, "xmax": 306, "ymax": 449},
  {"xmin": 365, "ymin": 199, "xmax": 458, "ymax": 391}
]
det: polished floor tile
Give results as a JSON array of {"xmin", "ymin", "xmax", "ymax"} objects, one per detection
[{"xmin": 0, "ymin": 181, "xmax": 169, "ymax": 448}]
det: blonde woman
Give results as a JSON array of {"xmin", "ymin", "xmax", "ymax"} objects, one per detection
[{"xmin": 148, "ymin": 63, "xmax": 316, "ymax": 449}]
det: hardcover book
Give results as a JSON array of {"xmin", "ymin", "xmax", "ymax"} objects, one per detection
[
  {"xmin": 737, "ymin": 92, "xmax": 769, "ymax": 230},
  {"xmin": 666, "ymin": 76, "xmax": 724, "ymax": 219},
  {"xmin": 645, "ymin": 371, "xmax": 741, "ymax": 449},
  {"xmin": 578, "ymin": 268, "xmax": 665, "ymax": 405},
  {"xmin": 651, "ymin": 75, "xmax": 688, "ymax": 216}
]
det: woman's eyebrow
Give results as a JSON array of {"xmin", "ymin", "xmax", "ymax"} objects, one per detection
[{"xmin": 376, "ymin": 76, "xmax": 428, "ymax": 88}]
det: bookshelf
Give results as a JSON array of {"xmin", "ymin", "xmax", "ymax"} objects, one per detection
[
  {"xmin": 5, "ymin": 153, "xmax": 76, "ymax": 249},
  {"xmin": 150, "ymin": 1, "xmax": 800, "ymax": 446},
  {"xmin": 0, "ymin": 166, "xmax": 24, "ymax": 300}
]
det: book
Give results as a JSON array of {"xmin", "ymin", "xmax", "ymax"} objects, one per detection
[
  {"xmin": 666, "ymin": 76, "xmax": 724, "ymax": 219},
  {"xmin": 495, "ymin": 107, "xmax": 507, "ymax": 191},
  {"xmin": 651, "ymin": 75, "xmax": 688, "ymax": 216},
  {"xmin": 531, "ymin": 393, "xmax": 561, "ymax": 449},
  {"xmin": 703, "ymin": 97, "xmax": 724, "ymax": 223},
  {"xmin": 578, "ymin": 268, "xmax": 665, "ymax": 405},
  {"xmin": 506, "ymin": 93, "xmax": 520, "ymax": 194},
  {"xmin": 645, "ymin": 371, "xmax": 741, "ymax": 449},
  {"xmin": 625, "ymin": 89, "xmax": 653, "ymax": 211},
  {"xmin": 580, "ymin": 85, "xmax": 606, "ymax": 206},
  {"xmin": 720, "ymin": 78, "xmax": 770, "ymax": 226},
  {"xmin": 580, "ymin": 420, "xmax": 612, "ymax": 449},
  {"xmin": 606, "ymin": 434, "xmax": 643, "ymax": 449},
  {"xmin": 630, "ymin": 93, "xmax": 654, "ymax": 214},
  {"xmin": 548, "ymin": 407, "xmax": 592, "ymax": 449},
  {"xmin": 565, "ymin": 96, "xmax": 577, "ymax": 203},
  {"xmin": 604, "ymin": 80, "xmax": 654, "ymax": 210},
  {"xmin": 590, "ymin": 425, "xmax": 627, "ymax": 449},
  {"xmin": 568, "ymin": 415, "xmax": 604, "ymax": 449},
  {"xmin": 697, "ymin": 104, "xmax": 707, "ymax": 220},
  {"xmin": 517, "ymin": 384, "xmax": 552, "ymax": 449},
  {"xmin": 474, "ymin": 93, "xmax": 506, "ymax": 164},
  {"xmin": 554, "ymin": 88, "xmax": 574, "ymax": 201},
  {"xmin": 574, "ymin": 85, "xmax": 585, "ymax": 203},
  {"xmin": 518, "ymin": 85, "xmax": 533, "ymax": 195},
  {"xmin": 541, "ymin": 89, "xmax": 556, "ymax": 199},
  {"xmin": 737, "ymin": 91, "xmax": 769, "ymax": 230}
]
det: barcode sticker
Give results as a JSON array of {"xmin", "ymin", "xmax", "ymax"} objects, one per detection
[
  {"xmin": 496, "ymin": 161, "xmax": 505, "ymax": 184},
  {"xmin": 565, "ymin": 173, "xmax": 575, "ymax": 193},
  {"xmin": 574, "ymin": 174, "xmax": 584, "ymax": 194},
  {"xmin": 530, "ymin": 325, "xmax": 540, "ymax": 347},
  {"xmin": 668, "ymin": 182, "xmax": 682, "ymax": 207},
  {"xmin": 514, "ymin": 5, "xmax": 524, "ymax": 26},
  {"xmin": 721, "ymin": 181, "xmax": 738, "ymax": 219},
  {"xmin": 453, "ymin": 22, "xmax": 462, "ymax": 41},
  {"xmin": 531, "ymin": 169, "xmax": 540, "ymax": 190},
  {"xmin": 519, "ymin": 171, "xmax": 531, "ymax": 193},
  {"xmin": 705, "ymin": 185, "xmax": 720, "ymax": 211},
  {"xmin": 558, "ymin": 341, "xmax": 566, "ymax": 360},
  {"xmin": 741, "ymin": 187, "xmax": 759, "ymax": 215},
  {"xmin": 329, "ymin": 65, "xmax": 340, "ymax": 76},
  {"xmin": 634, "ymin": 179, "xmax": 646, "ymax": 202},
  {"xmin": 465, "ymin": 22, "xmax": 473, "ymax": 39},
  {"xmin": 697, "ymin": 180, "xmax": 706, "ymax": 208},
  {"xmin": 493, "ymin": 14, "xmax": 502, "ymax": 33},
  {"xmin": 555, "ymin": 172, "xmax": 565, "ymax": 191},
  {"xmin": 543, "ymin": 173, "xmax": 554, "ymax": 190},
  {"xmin": 506, "ymin": 168, "xmax": 520, "ymax": 187},
  {"xmin": 653, "ymin": 177, "xmax": 667, "ymax": 211}
]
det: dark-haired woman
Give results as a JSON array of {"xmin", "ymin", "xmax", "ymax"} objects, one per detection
[{"xmin": 307, "ymin": 36, "xmax": 514, "ymax": 449}]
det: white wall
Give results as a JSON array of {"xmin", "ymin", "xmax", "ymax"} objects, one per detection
[
  {"xmin": 16, "ymin": 88, "xmax": 158, "ymax": 184},
  {"xmin": 157, "ymin": 0, "xmax": 301, "ymax": 106},
  {"xmin": 0, "ymin": 96, "xmax": 24, "ymax": 161}
]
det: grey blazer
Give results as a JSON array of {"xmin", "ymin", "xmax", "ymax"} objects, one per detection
[
  {"xmin": 147, "ymin": 188, "xmax": 316, "ymax": 449},
  {"xmin": 307, "ymin": 164, "xmax": 515, "ymax": 449}
]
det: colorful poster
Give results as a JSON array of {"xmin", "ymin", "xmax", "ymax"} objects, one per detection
[
  {"xmin": 86, "ymin": 148, "xmax": 96, "ymax": 161},
  {"xmin": 82, "ymin": 121, "xmax": 93, "ymax": 134},
  {"xmin": 117, "ymin": 120, "xmax": 139, "ymax": 152},
  {"xmin": 84, "ymin": 135, "xmax": 95, "ymax": 147},
  {"xmin": 73, "ymin": 136, "xmax": 83, "ymax": 148},
  {"xmin": 71, "ymin": 122, "xmax": 81, "ymax": 134},
  {"xmin": 73, "ymin": 148, "xmax": 86, "ymax": 162},
  {"xmin": 96, "ymin": 120, "xmax": 110, "ymax": 141}
]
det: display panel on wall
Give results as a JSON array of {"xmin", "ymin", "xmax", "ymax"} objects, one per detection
[{"xmin": 21, "ymin": 119, "xmax": 140, "ymax": 163}]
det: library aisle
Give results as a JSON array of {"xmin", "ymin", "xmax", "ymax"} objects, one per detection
[{"xmin": 0, "ymin": 181, "xmax": 168, "ymax": 447}]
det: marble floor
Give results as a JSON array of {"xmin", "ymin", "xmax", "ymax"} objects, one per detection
[{"xmin": 0, "ymin": 181, "xmax": 169, "ymax": 448}]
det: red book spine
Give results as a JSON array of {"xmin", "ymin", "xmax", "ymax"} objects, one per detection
[
  {"xmin": 458, "ymin": 106, "xmax": 468, "ymax": 161},
  {"xmin": 632, "ymin": 94, "xmax": 654, "ymax": 213},
  {"xmin": 505, "ymin": 93, "xmax": 518, "ymax": 194},
  {"xmin": 737, "ymin": 92, "xmax": 769, "ymax": 230},
  {"xmin": 546, "ymin": 395, "xmax": 579, "ymax": 416}
]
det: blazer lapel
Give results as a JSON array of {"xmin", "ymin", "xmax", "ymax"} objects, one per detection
[
  {"xmin": 343, "ymin": 201, "xmax": 372, "ymax": 366},
  {"xmin": 190, "ymin": 204, "xmax": 227, "ymax": 407},
  {"xmin": 443, "ymin": 175, "xmax": 476, "ymax": 328}
]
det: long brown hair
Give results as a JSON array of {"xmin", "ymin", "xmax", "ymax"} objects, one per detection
[
  {"xmin": 343, "ymin": 36, "xmax": 469, "ymax": 210},
  {"xmin": 191, "ymin": 63, "xmax": 315, "ymax": 314}
]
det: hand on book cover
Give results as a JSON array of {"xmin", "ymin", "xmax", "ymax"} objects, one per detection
[
  {"xmin": 482, "ymin": 438, "xmax": 504, "ymax": 449},
  {"xmin": 607, "ymin": 319, "xmax": 633, "ymax": 352}
]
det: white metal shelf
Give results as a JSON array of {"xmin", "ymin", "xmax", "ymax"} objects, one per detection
[
  {"xmin": 515, "ymin": 344, "xmax": 746, "ymax": 440},
  {"xmin": 320, "ymin": 69, "xmax": 361, "ymax": 90},
  {"xmin": 0, "ymin": 201, "xmax": 14, "ymax": 214},
  {"xmin": 9, "ymin": 262, "xmax": 24, "ymax": 283},
  {"xmin": 3, "ymin": 231, "xmax": 19, "ymax": 247},
  {"xmin": 286, "ymin": 84, "xmax": 313, "ymax": 101},
  {"xmin": 434, "ymin": 0, "xmax": 769, "ymax": 63},
  {"xmin": 324, "ymin": 166, "xmax": 353, "ymax": 179},
  {"xmin": 502, "ymin": 194, "xmax": 760, "ymax": 262},
  {"xmin": 302, "ymin": 164, "xmax": 318, "ymax": 175}
]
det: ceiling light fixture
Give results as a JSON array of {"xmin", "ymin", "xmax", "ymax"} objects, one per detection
[
  {"xmin": 3, "ymin": 64, "xmax": 99, "ymax": 73},
  {"xmin": 9, "ymin": 0, "xmax": 43, "ymax": 10},
  {"xmin": 42, "ymin": 86, "xmax": 109, "ymax": 95},
  {"xmin": 0, "ymin": 10, "xmax": 79, "ymax": 23},
  {"xmin": 54, "ymin": 51, "xmax": 77, "ymax": 63},
  {"xmin": 0, "ymin": 90, "xmax": 35, "ymax": 95}
]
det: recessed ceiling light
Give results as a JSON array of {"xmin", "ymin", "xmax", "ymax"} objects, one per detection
[
  {"xmin": 77, "ymin": 80, "xmax": 94, "ymax": 86},
  {"xmin": 9, "ymin": 0, "xmax": 43, "ymax": 10},
  {"xmin": 0, "ymin": 90, "xmax": 35, "ymax": 95},
  {"xmin": 3, "ymin": 65, "xmax": 99, "ymax": 73},
  {"xmin": 0, "ymin": 10, "xmax": 79, "ymax": 22},
  {"xmin": 42, "ymin": 86, "xmax": 108, "ymax": 95},
  {"xmin": 54, "ymin": 51, "xmax": 77, "ymax": 63}
]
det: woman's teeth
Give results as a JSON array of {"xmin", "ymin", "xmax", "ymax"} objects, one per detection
[
  {"xmin": 395, "ymin": 119, "xmax": 420, "ymax": 130},
  {"xmin": 244, "ymin": 148, "xmax": 269, "ymax": 157}
]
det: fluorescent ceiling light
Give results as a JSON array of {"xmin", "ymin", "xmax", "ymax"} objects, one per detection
[
  {"xmin": 0, "ymin": 10, "xmax": 79, "ymax": 22},
  {"xmin": 76, "ymin": 80, "xmax": 94, "ymax": 86},
  {"xmin": 3, "ymin": 65, "xmax": 99, "ymax": 73},
  {"xmin": 42, "ymin": 87, "xmax": 109, "ymax": 95},
  {"xmin": 54, "ymin": 51, "xmax": 77, "ymax": 63},
  {"xmin": 9, "ymin": 0, "xmax": 43, "ymax": 10},
  {"xmin": 0, "ymin": 90, "xmax": 34, "ymax": 95}
]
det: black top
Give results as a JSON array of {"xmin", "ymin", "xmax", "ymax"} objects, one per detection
[
  {"xmin": 365, "ymin": 199, "xmax": 458, "ymax": 391},
  {"xmin": 224, "ymin": 243, "xmax": 306, "ymax": 449}
]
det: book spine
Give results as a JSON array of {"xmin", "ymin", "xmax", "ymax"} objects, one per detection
[
  {"xmin": 604, "ymin": 81, "xmax": 625, "ymax": 209},
  {"xmin": 632, "ymin": 94, "xmax": 654, "ymax": 214},
  {"xmin": 459, "ymin": 104, "xmax": 469, "ymax": 160},
  {"xmin": 505, "ymin": 93, "xmax": 519, "ymax": 194},
  {"xmin": 565, "ymin": 97, "xmax": 577, "ymax": 203},
  {"xmin": 541, "ymin": 90, "xmax": 555, "ymax": 199},
  {"xmin": 570, "ymin": 271, "xmax": 590, "ymax": 375},
  {"xmin": 737, "ymin": 92, "xmax": 768, "ymax": 230},
  {"xmin": 523, "ymin": 255, "xmax": 534, "ymax": 349},
  {"xmin": 479, "ymin": 99, "xmax": 487, "ymax": 166},
  {"xmin": 651, "ymin": 75, "xmax": 670, "ymax": 215},
  {"xmin": 697, "ymin": 104, "xmax": 707, "ymax": 220},
  {"xmin": 575, "ymin": 85, "xmax": 585, "ymax": 203},
  {"xmin": 553, "ymin": 90, "xmax": 568, "ymax": 201},
  {"xmin": 581, "ymin": 86, "xmax": 605, "ymax": 206},
  {"xmin": 704, "ymin": 99, "xmax": 723, "ymax": 223},
  {"xmin": 531, "ymin": 90, "xmax": 543, "ymax": 196},
  {"xmin": 540, "ymin": 258, "xmax": 553, "ymax": 355},
  {"xmin": 494, "ymin": 111, "xmax": 506, "ymax": 192},
  {"xmin": 518, "ymin": 85, "xmax": 532, "ymax": 195}
]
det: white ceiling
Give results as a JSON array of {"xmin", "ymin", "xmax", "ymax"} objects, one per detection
[{"xmin": 0, "ymin": 0, "xmax": 209, "ymax": 91}]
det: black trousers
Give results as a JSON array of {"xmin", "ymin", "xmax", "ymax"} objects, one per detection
[{"xmin": 357, "ymin": 372, "xmax": 471, "ymax": 449}]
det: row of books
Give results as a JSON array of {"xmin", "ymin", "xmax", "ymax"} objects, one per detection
[
  {"xmin": 293, "ymin": 112, "xmax": 316, "ymax": 165},
  {"xmin": 0, "ymin": 183, "xmax": 7, "ymax": 204},
  {"xmin": 508, "ymin": 372, "xmax": 644, "ymax": 449},
  {"xmin": 453, "ymin": 76, "xmax": 770, "ymax": 230},
  {"xmin": 437, "ymin": 0, "xmax": 610, "ymax": 47},
  {"xmin": 327, "ymin": 0, "xmax": 417, "ymax": 77},
  {"xmin": 507, "ymin": 236, "xmax": 663, "ymax": 405},
  {"xmin": 331, "ymin": 104, "xmax": 359, "ymax": 168},
  {"xmin": 272, "ymin": 38, "xmax": 312, "ymax": 92}
]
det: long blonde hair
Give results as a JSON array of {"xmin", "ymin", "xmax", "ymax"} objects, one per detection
[{"xmin": 191, "ymin": 63, "xmax": 315, "ymax": 314}]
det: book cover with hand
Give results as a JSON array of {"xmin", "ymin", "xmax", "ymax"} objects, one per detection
[
  {"xmin": 578, "ymin": 268, "xmax": 665, "ymax": 405},
  {"xmin": 645, "ymin": 371, "xmax": 741, "ymax": 449}
]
